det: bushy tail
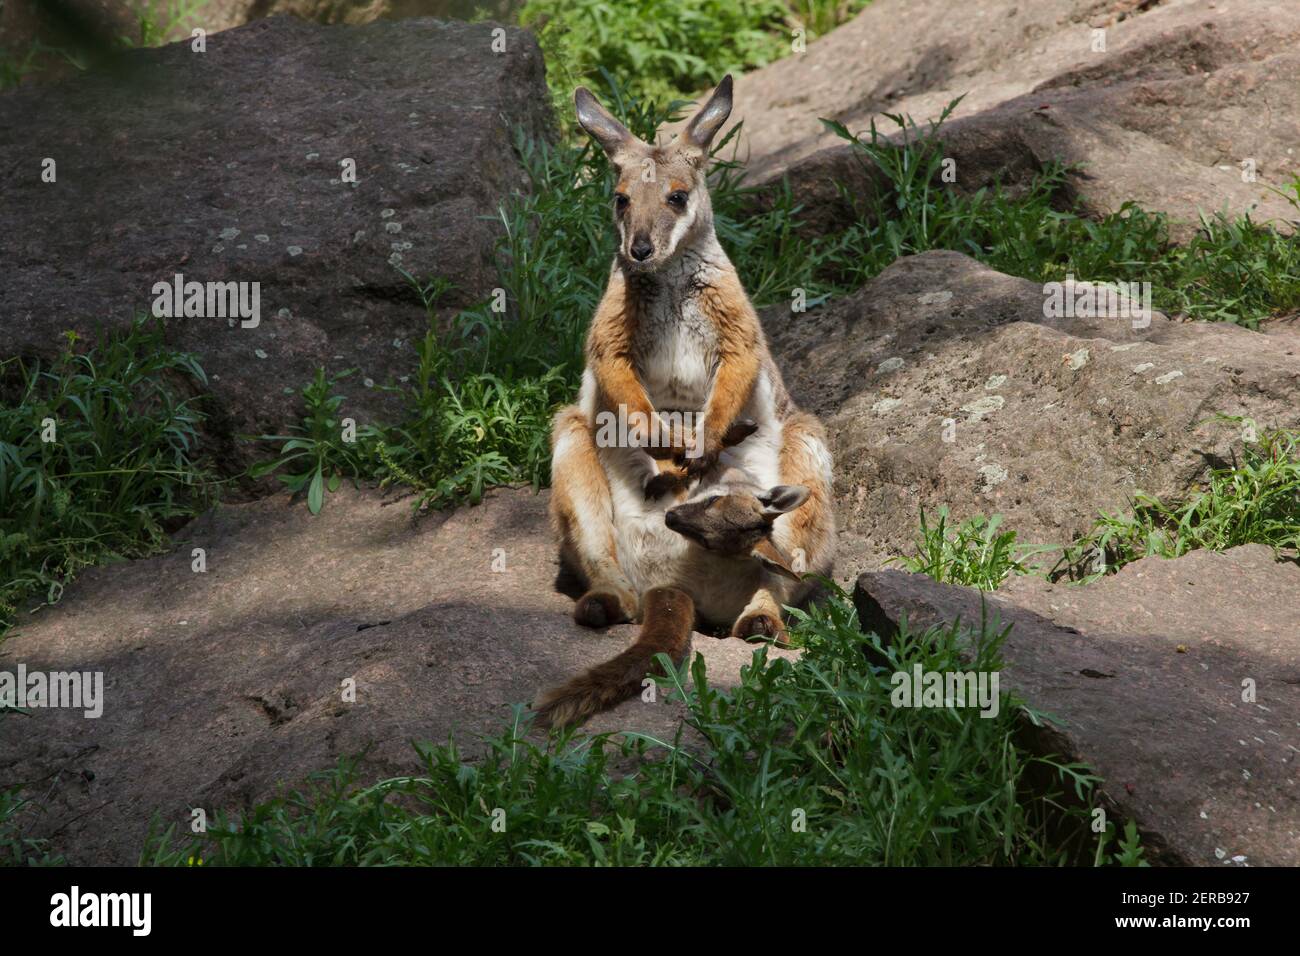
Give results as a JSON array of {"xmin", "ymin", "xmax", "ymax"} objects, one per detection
[{"xmin": 534, "ymin": 587, "xmax": 694, "ymax": 729}]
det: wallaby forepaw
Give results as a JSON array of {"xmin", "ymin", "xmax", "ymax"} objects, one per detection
[
  {"xmin": 643, "ymin": 472, "xmax": 686, "ymax": 500},
  {"xmin": 679, "ymin": 448, "xmax": 719, "ymax": 479},
  {"xmin": 575, "ymin": 590, "xmax": 634, "ymax": 628},
  {"xmin": 732, "ymin": 612, "xmax": 785, "ymax": 642}
]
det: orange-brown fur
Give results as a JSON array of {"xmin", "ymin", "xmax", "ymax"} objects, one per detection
[{"xmin": 548, "ymin": 74, "xmax": 837, "ymax": 671}]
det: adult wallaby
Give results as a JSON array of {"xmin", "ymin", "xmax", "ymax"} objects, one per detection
[{"xmin": 547, "ymin": 75, "xmax": 836, "ymax": 649}]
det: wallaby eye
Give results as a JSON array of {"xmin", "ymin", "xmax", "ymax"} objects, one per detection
[
  {"xmin": 666, "ymin": 190, "xmax": 689, "ymax": 209},
  {"xmin": 614, "ymin": 194, "xmax": 630, "ymax": 214}
]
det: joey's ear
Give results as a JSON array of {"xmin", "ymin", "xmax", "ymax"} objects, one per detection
[
  {"xmin": 751, "ymin": 539, "xmax": 802, "ymax": 582},
  {"xmin": 757, "ymin": 484, "xmax": 810, "ymax": 520},
  {"xmin": 575, "ymin": 87, "xmax": 636, "ymax": 160},
  {"xmin": 681, "ymin": 74, "xmax": 733, "ymax": 161}
]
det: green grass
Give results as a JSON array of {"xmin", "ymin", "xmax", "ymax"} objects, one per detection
[
  {"xmin": 0, "ymin": 318, "xmax": 214, "ymax": 637},
  {"xmin": 889, "ymin": 423, "xmax": 1300, "ymax": 587},
  {"xmin": 521, "ymin": 0, "xmax": 872, "ymax": 112},
  {"xmin": 892, "ymin": 507, "xmax": 1037, "ymax": 591},
  {"xmin": 143, "ymin": 590, "xmax": 1142, "ymax": 867},
  {"xmin": 1059, "ymin": 421, "xmax": 1300, "ymax": 581},
  {"xmin": 0, "ymin": 785, "xmax": 65, "ymax": 866},
  {"xmin": 822, "ymin": 106, "xmax": 1300, "ymax": 329}
]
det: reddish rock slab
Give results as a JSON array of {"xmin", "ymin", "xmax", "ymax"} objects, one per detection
[{"xmin": 0, "ymin": 486, "xmax": 790, "ymax": 864}]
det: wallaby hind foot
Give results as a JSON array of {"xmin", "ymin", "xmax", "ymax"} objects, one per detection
[{"xmin": 573, "ymin": 589, "xmax": 636, "ymax": 629}]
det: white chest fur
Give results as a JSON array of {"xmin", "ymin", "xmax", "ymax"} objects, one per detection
[{"xmin": 634, "ymin": 292, "xmax": 719, "ymax": 412}]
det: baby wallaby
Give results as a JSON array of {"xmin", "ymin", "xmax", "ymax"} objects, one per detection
[
  {"xmin": 534, "ymin": 461, "xmax": 810, "ymax": 729},
  {"xmin": 664, "ymin": 480, "xmax": 810, "ymax": 589}
]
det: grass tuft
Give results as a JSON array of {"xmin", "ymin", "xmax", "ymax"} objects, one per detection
[
  {"xmin": 1060, "ymin": 420, "xmax": 1300, "ymax": 580},
  {"xmin": 892, "ymin": 507, "xmax": 1037, "ymax": 591},
  {"xmin": 0, "ymin": 318, "xmax": 213, "ymax": 636}
]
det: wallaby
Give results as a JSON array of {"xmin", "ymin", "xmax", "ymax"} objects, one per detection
[
  {"xmin": 542, "ymin": 75, "xmax": 836, "ymax": 723},
  {"xmin": 535, "ymin": 460, "xmax": 812, "ymax": 729}
]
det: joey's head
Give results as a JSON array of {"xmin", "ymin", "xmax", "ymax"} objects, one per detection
[
  {"xmin": 664, "ymin": 484, "xmax": 809, "ymax": 576},
  {"xmin": 574, "ymin": 76, "xmax": 733, "ymax": 273}
]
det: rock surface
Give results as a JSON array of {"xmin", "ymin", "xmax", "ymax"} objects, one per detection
[
  {"xmin": 764, "ymin": 250, "xmax": 1300, "ymax": 575},
  {"xmin": 196, "ymin": 1, "xmax": 522, "ymax": 36},
  {"xmin": 728, "ymin": 0, "xmax": 1300, "ymax": 237},
  {"xmin": 0, "ymin": 16, "xmax": 551, "ymax": 461},
  {"xmin": 854, "ymin": 546, "xmax": 1300, "ymax": 866},
  {"xmin": 0, "ymin": 486, "xmax": 790, "ymax": 865}
]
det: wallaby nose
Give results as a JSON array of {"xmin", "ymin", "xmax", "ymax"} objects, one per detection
[{"xmin": 630, "ymin": 237, "xmax": 654, "ymax": 261}]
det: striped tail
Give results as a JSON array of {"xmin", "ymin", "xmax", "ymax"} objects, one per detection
[{"xmin": 534, "ymin": 587, "xmax": 694, "ymax": 729}]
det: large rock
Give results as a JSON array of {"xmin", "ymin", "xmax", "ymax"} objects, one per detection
[
  {"xmin": 854, "ymin": 545, "xmax": 1300, "ymax": 866},
  {"xmin": 0, "ymin": 16, "xmax": 551, "ymax": 465},
  {"xmin": 0, "ymin": 485, "xmax": 791, "ymax": 864},
  {"xmin": 764, "ymin": 250, "xmax": 1300, "ymax": 574},
  {"xmin": 0, "ymin": 2, "xmax": 522, "ymax": 83},
  {"xmin": 727, "ymin": 0, "xmax": 1300, "ymax": 237}
]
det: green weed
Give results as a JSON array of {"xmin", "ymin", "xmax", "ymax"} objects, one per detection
[
  {"xmin": 0, "ymin": 786, "xmax": 65, "ymax": 867},
  {"xmin": 892, "ymin": 506, "xmax": 1036, "ymax": 590},
  {"xmin": 0, "ymin": 318, "xmax": 213, "ymax": 636},
  {"xmin": 824, "ymin": 106, "xmax": 1300, "ymax": 328},
  {"xmin": 520, "ymin": 0, "xmax": 864, "ymax": 111},
  {"xmin": 249, "ymin": 368, "xmax": 384, "ymax": 515},
  {"xmin": 1060, "ymin": 420, "xmax": 1300, "ymax": 580}
]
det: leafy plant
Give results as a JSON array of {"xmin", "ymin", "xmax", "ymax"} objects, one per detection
[
  {"xmin": 1108, "ymin": 819, "xmax": 1150, "ymax": 867},
  {"xmin": 0, "ymin": 318, "xmax": 213, "ymax": 636},
  {"xmin": 249, "ymin": 369, "xmax": 383, "ymax": 514},
  {"xmin": 133, "ymin": 0, "xmax": 209, "ymax": 47},
  {"xmin": 521, "ymin": 0, "xmax": 792, "ymax": 111},
  {"xmin": 893, "ymin": 507, "xmax": 1036, "ymax": 590},
  {"xmin": 0, "ymin": 786, "xmax": 65, "ymax": 867},
  {"xmin": 824, "ymin": 105, "xmax": 1300, "ymax": 328},
  {"xmin": 1060, "ymin": 420, "xmax": 1300, "ymax": 580}
]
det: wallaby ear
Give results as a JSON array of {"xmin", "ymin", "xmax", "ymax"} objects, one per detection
[
  {"xmin": 758, "ymin": 484, "xmax": 810, "ymax": 520},
  {"xmin": 681, "ymin": 74, "xmax": 733, "ymax": 160},
  {"xmin": 751, "ymin": 539, "xmax": 802, "ymax": 582},
  {"xmin": 575, "ymin": 87, "xmax": 636, "ymax": 160}
]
